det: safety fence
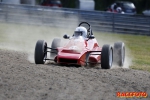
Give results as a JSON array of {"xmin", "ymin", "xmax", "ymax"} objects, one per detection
[{"xmin": 0, "ymin": 3, "xmax": 150, "ymax": 35}]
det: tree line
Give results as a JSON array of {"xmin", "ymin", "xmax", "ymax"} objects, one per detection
[
  {"xmin": 98, "ymin": 0, "xmax": 150, "ymax": 13},
  {"xmin": 37, "ymin": 0, "xmax": 150, "ymax": 13},
  {"xmin": 61, "ymin": 0, "xmax": 150, "ymax": 13}
]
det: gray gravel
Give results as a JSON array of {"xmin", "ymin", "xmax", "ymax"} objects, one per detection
[{"xmin": 0, "ymin": 49, "xmax": 150, "ymax": 100}]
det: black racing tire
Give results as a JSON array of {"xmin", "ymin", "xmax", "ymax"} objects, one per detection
[
  {"xmin": 50, "ymin": 38, "xmax": 61, "ymax": 59},
  {"xmin": 101, "ymin": 45, "xmax": 113, "ymax": 69},
  {"xmin": 34, "ymin": 40, "xmax": 47, "ymax": 64},
  {"xmin": 113, "ymin": 42, "xmax": 125, "ymax": 67}
]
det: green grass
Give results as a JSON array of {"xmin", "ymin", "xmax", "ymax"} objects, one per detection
[
  {"xmin": 93, "ymin": 32, "xmax": 150, "ymax": 72},
  {"xmin": 0, "ymin": 22, "xmax": 150, "ymax": 72},
  {"xmin": 119, "ymin": 34, "xmax": 150, "ymax": 72}
]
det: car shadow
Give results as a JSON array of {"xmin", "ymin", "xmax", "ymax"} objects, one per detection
[{"xmin": 46, "ymin": 61, "xmax": 101, "ymax": 69}]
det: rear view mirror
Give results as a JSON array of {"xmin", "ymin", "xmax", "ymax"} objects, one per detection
[{"xmin": 63, "ymin": 34, "xmax": 70, "ymax": 39}]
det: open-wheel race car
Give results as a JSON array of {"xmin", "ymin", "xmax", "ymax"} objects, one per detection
[{"xmin": 34, "ymin": 22, "xmax": 125, "ymax": 69}]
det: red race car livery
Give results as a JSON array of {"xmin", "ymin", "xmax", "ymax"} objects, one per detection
[{"xmin": 34, "ymin": 22, "xmax": 125, "ymax": 69}]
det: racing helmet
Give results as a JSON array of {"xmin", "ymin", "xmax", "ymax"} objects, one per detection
[{"xmin": 74, "ymin": 26, "xmax": 87, "ymax": 38}]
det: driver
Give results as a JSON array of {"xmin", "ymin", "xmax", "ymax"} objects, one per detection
[{"xmin": 73, "ymin": 26, "xmax": 87, "ymax": 38}]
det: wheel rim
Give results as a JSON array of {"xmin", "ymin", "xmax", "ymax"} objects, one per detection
[{"xmin": 109, "ymin": 48, "xmax": 113, "ymax": 67}]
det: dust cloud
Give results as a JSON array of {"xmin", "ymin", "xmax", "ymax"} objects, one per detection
[
  {"xmin": 0, "ymin": 8, "xmax": 132, "ymax": 68},
  {"xmin": 0, "ymin": 8, "xmax": 80, "ymax": 63},
  {"xmin": 94, "ymin": 33, "xmax": 132, "ymax": 68},
  {"xmin": 0, "ymin": 23, "xmax": 74, "ymax": 63}
]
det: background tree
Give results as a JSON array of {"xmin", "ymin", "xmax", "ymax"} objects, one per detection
[
  {"xmin": 60, "ymin": 0, "xmax": 75, "ymax": 8},
  {"xmin": 94, "ymin": 0, "xmax": 150, "ymax": 13},
  {"xmin": 37, "ymin": 0, "xmax": 150, "ymax": 13}
]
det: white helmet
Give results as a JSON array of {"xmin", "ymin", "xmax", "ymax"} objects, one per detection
[{"xmin": 74, "ymin": 26, "xmax": 87, "ymax": 38}]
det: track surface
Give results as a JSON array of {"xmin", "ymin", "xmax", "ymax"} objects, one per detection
[{"xmin": 0, "ymin": 49, "xmax": 150, "ymax": 100}]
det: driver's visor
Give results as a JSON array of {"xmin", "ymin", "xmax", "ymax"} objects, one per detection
[{"xmin": 74, "ymin": 31, "xmax": 83, "ymax": 37}]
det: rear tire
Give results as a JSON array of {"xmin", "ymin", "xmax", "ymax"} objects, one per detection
[
  {"xmin": 113, "ymin": 42, "xmax": 125, "ymax": 66},
  {"xmin": 101, "ymin": 45, "xmax": 113, "ymax": 69},
  {"xmin": 34, "ymin": 40, "xmax": 47, "ymax": 64},
  {"xmin": 50, "ymin": 38, "xmax": 61, "ymax": 59}
]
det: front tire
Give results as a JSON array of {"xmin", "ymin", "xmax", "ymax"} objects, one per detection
[
  {"xmin": 34, "ymin": 40, "xmax": 47, "ymax": 64},
  {"xmin": 101, "ymin": 45, "xmax": 113, "ymax": 69},
  {"xmin": 113, "ymin": 42, "xmax": 125, "ymax": 66}
]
